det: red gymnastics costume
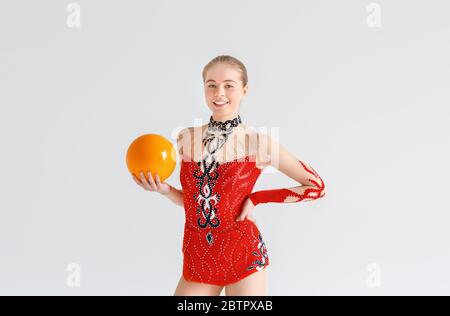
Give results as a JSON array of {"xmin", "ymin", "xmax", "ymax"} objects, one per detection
[{"xmin": 179, "ymin": 115, "xmax": 326, "ymax": 286}]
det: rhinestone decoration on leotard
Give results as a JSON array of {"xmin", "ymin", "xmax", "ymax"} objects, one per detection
[
  {"xmin": 180, "ymin": 151, "xmax": 269, "ymax": 286},
  {"xmin": 247, "ymin": 232, "xmax": 269, "ymax": 271},
  {"xmin": 179, "ymin": 116, "xmax": 327, "ymax": 286},
  {"xmin": 194, "ymin": 115, "xmax": 242, "ymax": 246}
]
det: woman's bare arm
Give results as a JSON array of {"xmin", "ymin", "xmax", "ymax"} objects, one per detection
[
  {"xmin": 248, "ymin": 132, "xmax": 327, "ymax": 206},
  {"xmin": 161, "ymin": 185, "xmax": 184, "ymax": 207}
]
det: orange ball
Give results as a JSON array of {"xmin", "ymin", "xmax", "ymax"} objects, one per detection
[{"xmin": 126, "ymin": 134, "xmax": 177, "ymax": 182}]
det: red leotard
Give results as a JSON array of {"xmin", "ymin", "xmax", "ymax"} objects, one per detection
[
  {"xmin": 180, "ymin": 154, "xmax": 269, "ymax": 286},
  {"xmin": 177, "ymin": 114, "xmax": 326, "ymax": 286}
]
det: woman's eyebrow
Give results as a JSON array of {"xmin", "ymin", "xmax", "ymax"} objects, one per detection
[{"xmin": 206, "ymin": 79, "xmax": 237, "ymax": 83}]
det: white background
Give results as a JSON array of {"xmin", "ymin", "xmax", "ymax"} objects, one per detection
[{"xmin": 0, "ymin": 0, "xmax": 449, "ymax": 295}]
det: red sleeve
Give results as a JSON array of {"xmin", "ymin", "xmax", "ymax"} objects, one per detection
[{"xmin": 248, "ymin": 160, "xmax": 326, "ymax": 206}]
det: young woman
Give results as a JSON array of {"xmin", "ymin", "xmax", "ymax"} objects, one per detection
[{"xmin": 132, "ymin": 55, "xmax": 327, "ymax": 296}]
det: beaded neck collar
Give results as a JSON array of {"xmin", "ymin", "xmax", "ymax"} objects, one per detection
[{"xmin": 208, "ymin": 115, "xmax": 242, "ymax": 132}]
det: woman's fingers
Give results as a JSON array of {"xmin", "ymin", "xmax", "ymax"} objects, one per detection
[
  {"xmin": 133, "ymin": 171, "xmax": 167, "ymax": 194},
  {"xmin": 132, "ymin": 174, "xmax": 144, "ymax": 188},
  {"xmin": 147, "ymin": 171, "xmax": 158, "ymax": 190},
  {"xmin": 155, "ymin": 173, "xmax": 166, "ymax": 191},
  {"xmin": 236, "ymin": 210, "xmax": 247, "ymax": 221},
  {"xmin": 236, "ymin": 213, "xmax": 256, "ymax": 223},
  {"xmin": 236, "ymin": 198, "xmax": 257, "ymax": 222},
  {"xmin": 139, "ymin": 172, "xmax": 152, "ymax": 191}
]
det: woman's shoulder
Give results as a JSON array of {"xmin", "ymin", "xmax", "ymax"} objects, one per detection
[
  {"xmin": 176, "ymin": 126, "xmax": 197, "ymax": 140},
  {"xmin": 239, "ymin": 125, "xmax": 273, "ymax": 145},
  {"xmin": 182, "ymin": 125, "xmax": 206, "ymax": 134},
  {"xmin": 176, "ymin": 125, "xmax": 205, "ymax": 151}
]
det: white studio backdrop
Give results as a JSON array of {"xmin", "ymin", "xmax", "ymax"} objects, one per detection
[{"xmin": 0, "ymin": 0, "xmax": 449, "ymax": 295}]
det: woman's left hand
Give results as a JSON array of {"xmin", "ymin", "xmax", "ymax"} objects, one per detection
[{"xmin": 235, "ymin": 197, "xmax": 257, "ymax": 223}]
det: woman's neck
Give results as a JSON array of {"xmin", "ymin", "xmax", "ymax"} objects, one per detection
[
  {"xmin": 211, "ymin": 113, "xmax": 240, "ymax": 123},
  {"xmin": 208, "ymin": 114, "xmax": 242, "ymax": 132}
]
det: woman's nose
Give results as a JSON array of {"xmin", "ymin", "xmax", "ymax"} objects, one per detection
[{"xmin": 216, "ymin": 87, "xmax": 225, "ymax": 96}]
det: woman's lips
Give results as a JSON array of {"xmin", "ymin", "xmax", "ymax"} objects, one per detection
[{"xmin": 213, "ymin": 101, "xmax": 229, "ymax": 107}]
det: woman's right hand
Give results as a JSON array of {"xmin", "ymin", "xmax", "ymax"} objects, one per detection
[{"xmin": 132, "ymin": 171, "xmax": 171, "ymax": 195}]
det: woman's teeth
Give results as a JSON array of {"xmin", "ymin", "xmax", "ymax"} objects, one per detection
[{"xmin": 213, "ymin": 101, "xmax": 229, "ymax": 106}]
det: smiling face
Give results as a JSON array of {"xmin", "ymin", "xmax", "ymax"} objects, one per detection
[{"xmin": 204, "ymin": 63, "xmax": 248, "ymax": 121}]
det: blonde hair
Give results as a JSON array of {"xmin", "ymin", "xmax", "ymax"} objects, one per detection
[{"xmin": 202, "ymin": 55, "xmax": 248, "ymax": 87}]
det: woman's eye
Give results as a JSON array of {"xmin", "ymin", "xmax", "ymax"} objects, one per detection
[{"xmin": 207, "ymin": 84, "xmax": 233, "ymax": 88}]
